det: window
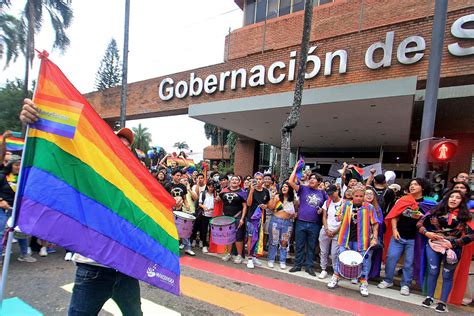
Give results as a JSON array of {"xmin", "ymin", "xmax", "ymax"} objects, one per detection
[
  {"xmin": 319, "ymin": 0, "xmax": 333, "ymax": 4},
  {"xmin": 292, "ymin": 0, "xmax": 304, "ymax": 12},
  {"xmin": 267, "ymin": 0, "xmax": 279, "ymax": 19},
  {"xmin": 244, "ymin": 0, "xmax": 256, "ymax": 25},
  {"xmin": 279, "ymin": 0, "xmax": 291, "ymax": 15},
  {"xmin": 255, "ymin": 0, "xmax": 268, "ymax": 23}
]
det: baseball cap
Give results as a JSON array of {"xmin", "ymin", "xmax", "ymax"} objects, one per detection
[{"xmin": 115, "ymin": 128, "xmax": 134, "ymax": 145}]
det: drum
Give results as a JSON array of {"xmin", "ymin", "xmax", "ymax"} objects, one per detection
[
  {"xmin": 173, "ymin": 211, "xmax": 196, "ymax": 239},
  {"xmin": 210, "ymin": 216, "xmax": 236, "ymax": 245},
  {"xmin": 338, "ymin": 250, "xmax": 363, "ymax": 279}
]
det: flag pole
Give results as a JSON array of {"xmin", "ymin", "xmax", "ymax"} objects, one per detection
[{"xmin": 0, "ymin": 124, "xmax": 31, "ymax": 312}]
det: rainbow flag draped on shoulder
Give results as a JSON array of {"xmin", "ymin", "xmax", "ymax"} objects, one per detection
[{"xmin": 16, "ymin": 54, "xmax": 180, "ymax": 295}]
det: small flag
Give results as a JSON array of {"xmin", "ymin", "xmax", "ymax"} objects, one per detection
[
  {"xmin": 5, "ymin": 137, "xmax": 25, "ymax": 151},
  {"xmin": 275, "ymin": 200, "xmax": 284, "ymax": 212},
  {"xmin": 295, "ymin": 157, "xmax": 305, "ymax": 181},
  {"xmin": 135, "ymin": 148, "xmax": 146, "ymax": 159}
]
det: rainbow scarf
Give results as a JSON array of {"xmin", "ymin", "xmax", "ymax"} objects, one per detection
[
  {"xmin": 337, "ymin": 201, "xmax": 377, "ymax": 251},
  {"xmin": 5, "ymin": 137, "xmax": 25, "ymax": 151},
  {"xmin": 16, "ymin": 55, "xmax": 180, "ymax": 295}
]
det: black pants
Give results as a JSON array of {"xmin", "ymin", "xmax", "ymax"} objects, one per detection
[{"xmin": 193, "ymin": 216, "xmax": 211, "ymax": 247}]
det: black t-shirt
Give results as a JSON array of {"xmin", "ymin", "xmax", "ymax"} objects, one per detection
[
  {"xmin": 246, "ymin": 188, "xmax": 270, "ymax": 220},
  {"xmin": 396, "ymin": 197, "xmax": 424, "ymax": 240},
  {"xmin": 374, "ymin": 187, "xmax": 396, "ymax": 215},
  {"xmin": 165, "ymin": 182, "xmax": 188, "ymax": 198},
  {"xmin": 220, "ymin": 188, "xmax": 245, "ymax": 217},
  {"xmin": 349, "ymin": 206, "xmax": 359, "ymax": 242},
  {"xmin": 150, "ymin": 152, "xmax": 159, "ymax": 166}
]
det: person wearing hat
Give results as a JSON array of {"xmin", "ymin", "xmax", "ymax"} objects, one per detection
[
  {"xmin": 0, "ymin": 155, "xmax": 37, "ymax": 263},
  {"xmin": 20, "ymin": 99, "xmax": 144, "ymax": 315},
  {"xmin": 318, "ymin": 184, "xmax": 342, "ymax": 279}
]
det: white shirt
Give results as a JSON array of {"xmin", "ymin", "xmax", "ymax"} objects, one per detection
[
  {"xmin": 323, "ymin": 199, "xmax": 343, "ymax": 231},
  {"xmin": 200, "ymin": 192, "xmax": 214, "ymax": 217}
]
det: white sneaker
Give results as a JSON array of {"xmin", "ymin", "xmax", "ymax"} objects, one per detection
[
  {"xmin": 202, "ymin": 246, "xmax": 208, "ymax": 253},
  {"xmin": 253, "ymin": 258, "xmax": 263, "ymax": 267},
  {"xmin": 39, "ymin": 247, "xmax": 48, "ymax": 257},
  {"xmin": 199, "ymin": 240, "xmax": 203, "ymax": 248},
  {"xmin": 64, "ymin": 252, "xmax": 73, "ymax": 261},
  {"xmin": 268, "ymin": 261, "xmax": 274, "ymax": 268},
  {"xmin": 185, "ymin": 249, "xmax": 196, "ymax": 256},
  {"xmin": 179, "ymin": 244, "xmax": 185, "ymax": 250},
  {"xmin": 191, "ymin": 240, "xmax": 196, "ymax": 247},
  {"xmin": 377, "ymin": 280, "xmax": 394, "ymax": 289},
  {"xmin": 327, "ymin": 275, "xmax": 339, "ymax": 289},
  {"xmin": 318, "ymin": 270, "xmax": 328, "ymax": 279},
  {"xmin": 247, "ymin": 259, "xmax": 254, "ymax": 269},
  {"xmin": 17, "ymin": 254, "xmax": 36, "ymax": 263},
  {"xmin": 233, "ymin": 255, "xmax": 243, "ymax": 264},
  {"xmin": 400, "ymin": 285, "xmax": 410, "ymax": 296},
  {"xmin": 27, "ymin": 247, "xmax": 32, "ymax": 255},
  {"xmin": 351, "ymin": 278, "xmax": 358, "ymax": 284},
  {"xmin": 360, "ymin": 282, "xmax": 369, "ymax": 297},
  {"xmin": 280, "ymin": 262, "xmax": 287, "ymax": 270},
  {"xmin": 222, "ymin": 253, "xmax": 232, "ymax": 262}
]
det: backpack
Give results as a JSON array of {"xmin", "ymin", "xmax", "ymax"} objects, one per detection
[{"xmin": 375, "ymin": 189, "xmax": 389, "ymax": 215}]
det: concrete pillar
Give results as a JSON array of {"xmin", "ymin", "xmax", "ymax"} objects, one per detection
[{"xmin": 234, "ymin": 138, "xmax": 257, "ymax": 177}]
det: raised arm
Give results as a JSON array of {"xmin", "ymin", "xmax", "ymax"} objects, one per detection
[{"xmin": 288, "ymin": 163, "xmax": 300, "ymax": 192}]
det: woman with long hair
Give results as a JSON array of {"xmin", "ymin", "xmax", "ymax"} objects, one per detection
[
  {"xmin": 267, "ymin": 181, "xmax": 298, "ymax": 269},
  {"xmin": 417, "ymin": 190, "xmax": 474, "ymax": 312},
  {"xmin": 364, "ymin": 186, "xmax": 384, "ymax": 280}
]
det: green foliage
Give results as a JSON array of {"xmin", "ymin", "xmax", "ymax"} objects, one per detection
[
  {"xmin": 0, "ymin": 79, "xmax": 32, "ymax": 132},
  {"xmin": 95, "ymin": 38, "xmax": 121, "ymax": 91},
  {"xmin": 203, "ymin": 122, "xmax": 229, "ymax": 146},
  {"xmin": 226, "ymin": 131, "xmax": 237, "ymax": 166},
  {"xmin": 173, "ymin": 141, "xmax": 190, "ymax": 151},
  {"xmin": 0, "ymin": 12, "xmax": 23, "ymax": 68},
  {"xmin": 131, "ymin": 123, "xmax": 152, "ymax": 152}
]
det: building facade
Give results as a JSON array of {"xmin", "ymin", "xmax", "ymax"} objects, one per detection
[{"xmin": 85, "ymin": 0, "xmax": 474, "ymax": 181}]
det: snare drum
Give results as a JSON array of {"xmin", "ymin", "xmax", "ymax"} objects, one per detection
[
  {"xmin": 210, "ymin": 216, "xmax": 236, "ymax": 245},
  {"xmin": 173, "ymin": 211, "xmax": 196, "ymax": 239},
  {"xmin": 338, "ymin": 250, "xmax": 363, "ymax": 279}
]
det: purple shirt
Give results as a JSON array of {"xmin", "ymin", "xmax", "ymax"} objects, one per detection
[{"xmin": 297, "ymin": 185, "xmax": 327, "ymax": 224}]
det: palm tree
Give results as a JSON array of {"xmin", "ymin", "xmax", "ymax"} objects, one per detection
[
  {"xmin": 279, "ymin": 0, "xmax": 313, "ymax": 183},
  {"xmin": 21, "ymin": 0, "xmax": 73, "ymax": 97},
  {"xmin": 131, "ymin": 123, "xmax": 152, "ymax": 151},
  {"xmin": 173, "ymin": 141, "xmax": 189, "ymax": 151},
  {"xmin": 0, "ymin": 1, "xmax": 22, "ymax": 68}
]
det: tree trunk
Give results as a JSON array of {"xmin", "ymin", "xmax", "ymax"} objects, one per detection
[{"xmin": 279, "ymin": 0, "xmax": 313, "ymax": 183}]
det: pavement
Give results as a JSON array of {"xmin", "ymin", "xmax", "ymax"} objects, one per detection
[{"xmin": 1, "ymin": 246, "xmax": 473, "ymax": 315}]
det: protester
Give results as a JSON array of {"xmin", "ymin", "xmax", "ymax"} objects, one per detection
[
  {"xmin": 267, "ymin": 181, "xmax": 298, "ymax": 269},
  {"xmin": 263, "ymin": 173, "xmax": 276, "ymax": 251},
  {"xmin": 197, "ymin": 181, "xmax": 216, "ymax": 254},
  {"xmin": 0, "ymin": 130, "xmax": 13, "ymax": 173},
  {"xmin": 148, "ymin": 147, "xmax": 160, "ymax": 170},
  {"xmin": 364, "ymin": 187, "xmax": 383, "ymax": 280},
  {"xmin": 288, "ymin": 163, "xmax": 327, "ymax": 276},
  {"xmin": 378, "ymin": 178, "xmax": 431, "ymax": 296},
  {"xmin": 327, "ymin": 185, "xmax": 378, "ymax": 297},
  {"xmin": 371, "ymin": 172, "xmax": 396, "ymax": 216},
  {"xmin": 0, "ymin": 155, "xmax": 36, "ymax": 263},
  {"xmin": 451, "ymin": 182, "xmax": 474, "ymax": 209},
  {"xmin": 243, "ymin": 176, "xmax": 252, "ymax": 191},
  {"xmin": 417, "ymin": 190, "xmax": 474, "ymax": 312},
  {"xmin": 246, "ymin": 172, "xmax": 270, "ymax": 269},
  {"xmin": 155, "ymin": 169, "xmax": 168, "ymax": 187},
  {"xmin": 318, "ymin": 185, "xmax": 342, "ymax": 279},
  {"xmin": 219, "ymin": 175, "xmax": 247, "ymax": 263}
]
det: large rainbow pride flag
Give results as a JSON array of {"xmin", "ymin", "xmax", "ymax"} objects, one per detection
[{"xmin": 16, "ymin": 54, "xmax": 180, "ymax": 295}]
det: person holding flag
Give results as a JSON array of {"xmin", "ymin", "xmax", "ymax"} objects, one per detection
[{"xmin": 17, "ymin": 53, "xmax": 179, "ymax": 315}]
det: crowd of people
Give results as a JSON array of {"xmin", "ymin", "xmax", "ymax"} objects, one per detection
[{"xmin": 154, "ymin": 158, "xmax": 473, "ymax": 313}]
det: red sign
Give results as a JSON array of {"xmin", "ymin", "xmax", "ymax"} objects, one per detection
[{"xmin": 430, "ymin": 140, "xmax": 457, "ymax": 162}]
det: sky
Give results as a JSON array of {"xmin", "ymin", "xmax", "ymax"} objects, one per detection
[{"xmin": 1, "ymin": 0, "xmax": 244, "ymax": 161}]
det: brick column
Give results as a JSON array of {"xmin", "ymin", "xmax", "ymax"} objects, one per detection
[{"xmin": 234, "ymin": 138, "xmax": 257, "ymax": 177}]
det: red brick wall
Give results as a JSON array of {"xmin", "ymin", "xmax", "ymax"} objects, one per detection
[{"xmin": 234, "ymin": 139, "xmax": 257, "ymax": 177}]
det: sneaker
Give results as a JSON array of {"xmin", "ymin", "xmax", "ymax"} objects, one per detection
[
  {"xmin": 39, "ymin": 247, "xmax": 48, "ymax": 257},
  {"xmin": 179, "ymin": 244, "xmax": 185, "ymax": 250},
  {"xmin": 377, "ymin": 280, "xmax": 394, "ymax": 289},
  {"xmin": 202, "ymin": 246, "xmax": 208, "ymax": 253},
  {"xmin": 422, "ymin": 297, "xmax": 434, "ymax": 308},
  {"xmin": 268, "ymin": 261, "xmax": 274, "ymax": 268},
  {"xmin": 289, "ymin": 266, "xmax": 301, "ymax": 273},
  {"xmin": 17, "ymin": 254, "xmax": 37, "ymax": 263},
  {"xmin": 47, "ymin": 246, "xmax": 56, "ymax": 253},
  {"xmin": 360, "ymin": 282, "xmax": 369, "ymax": 297},
  {"xmin": 435, "ymin": 302, "xmax": 448, "ymax": 313},
  {"xmin": 233, "ymin": 255, "xmax": 243, "ymax": 264},
  {"xmin": 252, "ymin": 258, "xmax": 263, "ymax": 267},
  {"xmin": 185, "ymin": 249, "xmax": 196, "ymax": 256},
  {"xmin": 351, "ymin": 278, "xmax": 358, "ymax": 284},
  {"xmin": 222, "ymin": 253, "xmax": 232, "ymax": 262},
  {"xmin": 318, "ymin": 270, "xmax": 328, "ymax": 279},
  {"xmin": 306, "ymin": 268, "xmax": 316, "ymax": 277},
  {"xmin": 191, "ymin": 240, "xmax": 196, "ymax": 247},
  {"xmin": 327, "ymin": 275, "xmax": 339, "ymax": 289},
  {"xmin": 27, "ymin": 247, "xmax": 32, "ymax": 255},
  {"xmin": 247, "ymin": 259, "xmax": 255, "ymax": 269},
  {"xmin": 400, "ymin": 285, "xmax": 410, "ymax": 296},
  {"xmin": 280, "ymin": 262, "xmax": 287, "ymax": 270},
  {"xmin": 199, "ymin": 240, "xmax": 203, "ymax": 248},
  {"xmin": 64, "ymin": 252, "xmax": 73, "ymax": 261}
]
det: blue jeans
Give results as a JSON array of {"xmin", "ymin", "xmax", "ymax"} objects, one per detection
[
  {"xmin": 294, "ymin": 220, "xmax": 321, "ymax": 269},
  {"xmin": 0, "ymin": 209, "xmax": 28, "ymax": 256},
  {"xmin": 336, "ymin": 241, "xmax": 370, "ymax": 280},
  {"xmin": 425, "ymin": 244, "xmax": 459, "ymax": 302},
  {"xmin": 268, "ymin": 217, "xmax": 292, "ymax": 263},
  {"xmin": 69, "ymin": 263, "xmax": 142, "ymax": 315},
  {"xmin": 383, "ymin": 237, "xmax": 414, "ymax": 287},
  {"xmin": 181, "ymin": 238, "xmax": 191, "ymax": 251}
]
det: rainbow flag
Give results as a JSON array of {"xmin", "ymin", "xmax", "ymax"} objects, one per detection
[
  {"xmin": 295, "ymin": 157, "xmax": 305, "ymax": 181},
  {"xmin": 16, "ymin": 55, "xmax": 180, "ymax": 295},
  {"xmin": 5, "ymin": 137, "xmax": 25, "ymax": 151},
  {"xmin": 135, "ymin": 148, "xmax": 146, "ymax": 159},
  {"xmin": 275, "ymin": 200, "xmax": 284, "ymax": 212},
  {"xmin": 167, "ymin": 157, "xmax": 196, "ymax": 173}
]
